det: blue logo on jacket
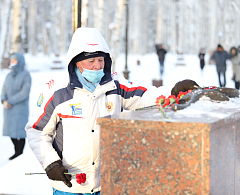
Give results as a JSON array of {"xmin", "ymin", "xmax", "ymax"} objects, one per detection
[{"xmin": 70, "ymin": 103, "xmax": 82, "ymax": 116}]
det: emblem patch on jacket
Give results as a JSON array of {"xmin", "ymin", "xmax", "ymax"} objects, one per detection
[
  {"xmin": 70, "ymin": 103, "xmax": 82, "ymax": 115},
  {"xmin": 106, "ymin": 102, "xmax": 114, "ymax": 112},
  {"xmin": 37, "ymin": 93, "xmax": 44, "ymax": 107}
]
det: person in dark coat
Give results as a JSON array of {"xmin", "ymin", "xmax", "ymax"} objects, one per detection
[
  {"xmin": 198, "ymin": 48, "xmax": 205, "ymax": 73},
  {"xmin": 156, "ymin": 44, "xmax": 167, "ymax": 76},
  {"xmin": 1, "ymin": 53, "xmax": 31, "ymax": 160},
  {"xmin": 210, "ymin": 44, "xmax": 230, "ymax": 87}
]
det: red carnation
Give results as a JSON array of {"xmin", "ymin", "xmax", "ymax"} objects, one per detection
[
  {"xmin": 167, "ymin": 95, "xmax": 179, "ymax": 104},
  {"xmin": 177, "ymin": 91, "xmax": 188, "ymax": 99},
  {"xmin": 76, "ymin": 173, "xmax": 86, "ymax": 185},
  {"xmin": 156, "ymin": 95, "xmax": 166, "ymax": 107},
  {"xmin": 205, "ymin": 86, "xmax": 215, "ymax": 90}
]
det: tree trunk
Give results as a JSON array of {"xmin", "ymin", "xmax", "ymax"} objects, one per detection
[
  {"xmin": 0, "ymin": 0, "xmax": 12, "ymax": 69},
  {"xmin": 81, "ymin": 0, "xmax": 89, "ymax": 27},
  {"xmin": 96, "ymin": 0, "xmax": 104, "ymax": 33},
  {"xmin": 28, "ymin": 0, "xmax": 36, "ymax": 55},
  {"xmin": 12, "ymin": 0, "xmax": 22, "ymax": 52},
  {"xmin": 156, "ymin": 0, "xmax": 163, "ymax": 45},
  {"xmin": 110, "ymin": 0, "xmax": 124, "ymax": 71},
  {"xmin": 60, "ymin": 0, "xmax": 66, "ymax": 54}
]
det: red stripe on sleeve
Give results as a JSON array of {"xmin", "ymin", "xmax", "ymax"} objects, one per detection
[
  {"xmin": 119, "ymin": 84, "xmax": 147, "ymax": 92},
  {"xmin": 33, "ymin": 95, "xmax": 54, "ymax": 129},
  {"xmin": 57, "ymin": 113, "xmax": 84, "ymax": 119}
]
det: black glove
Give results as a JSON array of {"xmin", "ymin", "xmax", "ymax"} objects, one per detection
[
  {"xmin": 171, "ymin": 79, "xmax": 200, "ymax": 96},
  {"xmin": 45, "ymin": 160, "xmax": 72, "ymax": 188}
]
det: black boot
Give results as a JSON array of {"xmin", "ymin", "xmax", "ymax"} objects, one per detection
[{"xmin": 9, "ymin": 138, "xmax": 25, "ymax": 160}]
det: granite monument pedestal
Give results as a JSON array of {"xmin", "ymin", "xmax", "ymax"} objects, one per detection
[{"xmin": 97, "ymin": 106, "xmax": 240, "ymax": 195}]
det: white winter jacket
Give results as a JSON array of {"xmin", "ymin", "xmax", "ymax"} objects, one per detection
[{"xmin": 25, "ymin": 27, "xmax": 171, "ymax": 193}]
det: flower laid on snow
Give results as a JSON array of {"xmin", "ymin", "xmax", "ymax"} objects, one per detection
[
  {"xmin": 204, "ymin": 86, "xmax": 216, "ymax": 90},
  {"xmin": 155, "ymin": 91, "xmax": 193, "ymax": 122},
  {"xmin": 166, "ymin": 95, "xmax": 179, "ymax": 105},
  {"xmin": 156, "ymin": 95, "xmax": 166, "ymax": 107},
  {"xmin": 177, "ymin": 91, "xmax": 187, "ymax": 99},
  {"xmin": 177, "ymin": 90, "xmax": 193, "ymax": 99},
  {"xmin": 76, "ymin": 173, "xmax": 86, "ymax": 184},
  {"xmin": 155, "ymin": 95, "xmax": 179, "ymax": 122}
]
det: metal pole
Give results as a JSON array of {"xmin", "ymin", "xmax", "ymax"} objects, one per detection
[
  {"xmin": 78, "ymin": 0, "xmax": 82, "ymax": 28},
  {"xmin": 123, "ymin": 0, "xmax": 130, "ymax": 80},
  {"xmin": 73, "ymin": 0, "xmax": 81, "ymax": 32}
]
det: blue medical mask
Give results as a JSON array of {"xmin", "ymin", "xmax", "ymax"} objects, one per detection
[{"xmin": 80, "ymin": 63, "xmax": 105, "ymax": 83}]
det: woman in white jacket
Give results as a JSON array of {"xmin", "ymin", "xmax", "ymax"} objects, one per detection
[{"xmin": 26, "ymin": 27, "xmax": 199, "ymax": 195}]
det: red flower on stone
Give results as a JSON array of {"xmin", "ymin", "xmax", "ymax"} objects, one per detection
[
  {"xmin": 204, "ymin": 86, "xmax": 216, "ymax": 90},
  {"xmin": 156, "ymin": 95, "xmax": 166, "ymax": 107},
  {"xmin": 155, "ymin": 94, "xmax": 180, "ymax": 122},
  {"xmin": 76, "ymin": 173, "xmax": 86, "ymax": 185},
  {"xmin": 166, "ymin": 95, "xmax": 179, "ymax": 104},
  {"xmin": 177, "ymin": 91, "xmax": 188, "ymax": 99}
]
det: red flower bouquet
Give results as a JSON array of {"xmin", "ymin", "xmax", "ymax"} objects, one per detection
[{"xmin": 156, "ymin": 91, "xmax": 190, "ymax": 122}]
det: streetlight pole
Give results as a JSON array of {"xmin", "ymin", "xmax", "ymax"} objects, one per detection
[
  {"xmin": 123, "ymin": 0, "xmax": 130, "ymax": 80},
  {"xmin": 73, "ymin": 0, "xmax": 82, "ymax": 32}
]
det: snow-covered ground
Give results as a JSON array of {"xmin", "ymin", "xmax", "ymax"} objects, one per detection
[{"xmin": 0, "ymin": 52, "xmax": 237, "ymax": 194}]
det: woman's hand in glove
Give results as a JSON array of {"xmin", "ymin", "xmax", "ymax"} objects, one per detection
[{"xmin": 171, "ymin": 79, "xmax": 200, "ymax": 96}]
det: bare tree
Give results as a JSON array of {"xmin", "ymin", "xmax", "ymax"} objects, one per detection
[
  {"xmin": 81, "ymin": 0, "xmax": 89, "ymax": 27},
  {"xmin": 27, "ymin": 0, "xmax": 36, "ymax": 55},
  {"xmin": 96, "ymin": 0, "xmax": 104, "ymax": 32},
  {"xmin": 12, "ymin": 0, "xmax": 22, "ymax": 52},
  {"xmin": 1, "ymin": 0, "xmax": 240, "ymax": 65},
  {"xmin": 110, "ymin": 0, "xmax": 124, "ymax": 71},
  {"xmin": 0, "ymin": 0, "xmax": 12, "ymax": 69}
]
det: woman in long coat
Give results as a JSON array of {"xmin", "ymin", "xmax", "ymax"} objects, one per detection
[
  {"xmin": 1, "ymin": 53, "xmax": 31, "ymax": 160},
  {"xmin": 230, "ymin": 47, "xmax": 240, "ymax": 89}
]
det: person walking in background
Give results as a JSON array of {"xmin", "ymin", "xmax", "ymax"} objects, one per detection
[
  {"xmin": 238, "ymin": 46, "xmax": 240, "ymax": 53},
  {"xmin": 229, "ymin": 47, "xmax": 240, "ymax": 89},
  {"xmin": 1, "ymin": 53, "xmax": 31, "ymax": 160},
  {"xmin": 198, "ymin": 48, "xmax": 205, "ymax": 74},
  {"xmin": 210, "ymin": 44, "xmax": 230, "ymax": 87},
  {"xmin": 156, "ymin": 44, "xmax": 167, "ymax": 76}
]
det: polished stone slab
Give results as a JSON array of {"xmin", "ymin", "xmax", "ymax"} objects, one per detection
[{"xmin": 98, "ymin": 106, "xmax": 240, "ymax": 195}]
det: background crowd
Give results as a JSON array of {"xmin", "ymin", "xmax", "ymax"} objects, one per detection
[{"xmin": 156, "ymin": 43, "xmax": 240, "ymax": 90}]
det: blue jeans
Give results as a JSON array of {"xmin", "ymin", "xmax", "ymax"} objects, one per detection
[
  {"xmin": 159, "ymin": 61, "xmax": 164, "ymax": 75},
  {"xmin": 53, "ymin": 188, "xmax": 101, "ymax": 195}
]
